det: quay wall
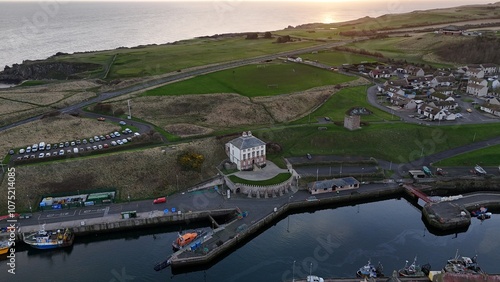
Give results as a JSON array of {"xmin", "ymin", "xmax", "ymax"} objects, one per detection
[
  {"xmin": 169, "ymin": 187, "xmax": 400, "ymax": 268},
  {"xmin": 15, "ymin": 209, "xmax": 237, "ymax": 241}
]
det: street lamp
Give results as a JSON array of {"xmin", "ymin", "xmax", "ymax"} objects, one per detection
[
  {"xmin": 127, "ymin": 99, "xmax": 132, "ymax": 119},
  {"xmin": 361, "ymin": 168, "xmax": 364, "ymax": 183},
  {"xmin": 292, "ymin": 260, "xmax": 296, "ymax": 282}
]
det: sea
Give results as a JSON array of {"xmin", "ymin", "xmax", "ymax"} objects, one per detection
[
  {"xmin": 0, "ymin": 0, "xmax": 495, "ymax": 69},
  {"xmin": 1, "ymin": 199, "xmax": 500, "ymax": 282}
]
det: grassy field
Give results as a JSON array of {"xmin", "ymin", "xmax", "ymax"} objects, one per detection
[
  {"xmin": 299, "ymin": 50, "xmax": 379, "ymax": 66},
  {"xmin": 254, "ymin": 122, "xmax": 500, "ymax": 163},
  {"xmin": 346, "ymin": 33, "xmax": 470, "ymax": 67},
  {"xmin": 292, "ymin": 85, "xmax": 399, "ymax": 124},
  {"xmin": 51, "ymin": 36, "xmax": 323, "ymax": 79},
  {"xmin": 142, "ymin": 61, "xmax": 356, "ymax": 97},
  {"xmin": 434, "ymin": 144, "xmax": 500, "ymax": 167}
]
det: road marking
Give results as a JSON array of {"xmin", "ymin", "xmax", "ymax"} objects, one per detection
[
  {"xmin": 78, "ymin": 208, "xmax": 107, "ymax": 216},
  {"xmin": 38, "ymin": 210, "xmax": 76, "ymax": 220}
]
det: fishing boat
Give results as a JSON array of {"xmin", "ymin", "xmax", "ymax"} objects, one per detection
[
  {"xmin": 398, "ymin": 256, "xmax": 431, "ymax": 277},
  {"xmin": 23, "ymin": 225, "xmax": 74, "ymax": 250},
  {"xmin": 474, "ymin": 165, "xmax": 487, "ymax": 175},
  {"xmin": 0, "ymin": 241, "xmax": 9, "ymax": 255},
  {"xmin": 356, "ymin": 260, "xmax": 383, "ymax": 278},
  {"xmin": 470, "ymin": 206, "xmax": 488, "ymax": 217},
  {"xmin": 172, "ymin": 230, "xmax": 205, "ymax": 251},
  {"xmin": 443, "ymin": 250, "xmax": 483, "ymax": 275}
]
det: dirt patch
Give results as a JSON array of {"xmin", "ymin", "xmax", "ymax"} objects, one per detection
[{"xmin": 165, "ymin": 123, "xmax": 213, "ymax": 137}]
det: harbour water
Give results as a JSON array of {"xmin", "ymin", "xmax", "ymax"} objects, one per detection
[{"xmin": 1, "ymin": 198, "xmax": 499, "ymax": 281}]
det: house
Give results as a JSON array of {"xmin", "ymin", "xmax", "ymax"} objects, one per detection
[
  {"xmin": 480, "ymin": 63, "xmax": 497, "ymax": 75},
  {"xmin": 467, "ymin": 67, "xmax": 485, "ymax": 79},
  {"xmin": 384, "ymin": 78, "xmax": 408, "ymax": 87},
  {"xmin": 439, "ymin": 25, "xmax": 463, "ymax": 35},
  {"xmin": 433, "ymin": 86, "xmax": 454, "ymax": 96},
  {"xmin": 225, "ymin": 131, "xmax": 266, "ymax": 171},
  {"xmin": 308, "ymin": 177, "xmax": 360, "ymax": 195},
  {"xmin": 369, "ymin": 69, "xmax": 392, "ymax": 79},
  {"xmin": 407, "ymin": 76, "xmax": 432, "ymax": 87},
  {"xmin": 390, "ymin": 94, "xmax": 417, "ymax": 109},
  {"xmin": 417, "ymin": 103, "xmax": 448, "ymax": 120},
  {"xmin": 430, "ymin": 76, "xmax": 456, "ymax": 88},
  {"xmin": 480, "ymin": 103, "xmax": 500, "ymax": 117},
  {"xmin": 492, "ymin": 80, "xmax": 500, "ymax": 90},
  {"xmin": 404, "ymin": 66, "xmax": 425, "ymax": 77},
  {"xmin": 466, "ymin": 84, "xmax": 488, "ymax": 97},
  {"xmin": 383, "ymin": 85, "xmax": 405, "ymax": 97},
  {"xmin": 430, "ymin": 92, "xmax": 448, "ymax": 101},
  {"xmin": 468, "ymin": 77, "xmax": 488, "ymax": 87},
  {"xmin": 429, "ymin": 100, "xmax": 458, "ymax": 110}
]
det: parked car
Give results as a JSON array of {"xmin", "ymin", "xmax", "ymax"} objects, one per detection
[
  {"xmin": 26, "ymin": 146, "xmax": 31, "ymax": 153},
  {"xmin": 122, "ymin": 139, "xmax": 128, "ymax": 144},
  {"xmin": 97, "ymin": 117, "xmax": 106, "ymax": 121},
  {"xmin": 103, "ymin": 144, "xmax": 109, "ymax": 148},
  {"xmin": 153, "ymin": 197, "xmax": 166, "ymax": 204},
  {"xmin": 92, "ymin": 145, "xmax": 98, "ymax": 150},
  {"xmin": 114, "ymin": 132, "xmax": 121, "ymax": 137},
  {"xmin": 45, "ymin": 152, "xmax": 51, "ymax": 157},
  {"xmin": 38, "ymin": 153, "xmax": 44, "ymax": 158},
  {"xmin": 111, "ymin": 141, "xmax": 117, "ymax": 146},
  {"xmin": 134, "ymin": 132, "xmax": 140, "ymax": 137},
  {"xmin": 30, "ymin": 154, "xmax": 35, "ymax": 159},
  {"xmin": 52, "ymin": 152, "xmax": 58, "ymax": 156},
  {"xmin": 117, "ymin": 140, "xmax": 123, "ymax": 145},
  {"xmin": 98, "ymin": 144, "xmax": 103, "ymax": 149},
  {"xmin": 9, "ymin": 149, "xmax": 15, "ymax": 155},
  {"xmin": 46, "ymin": 144, "xmax": 51, "ymax": 150},
  {"xmin": 52, "ymin": 143, "xmax": 58, "ymax": 149},
  {"xmin": 119, "ymin": 120, "xmax": 126, "ymax": 125},
  {"xmin": 70, "ymin": 141, "xmax": 76, "ymax": 146},
  {"xmin": 467, "ymin": 108, "xmax": 472, "ymax": 113},
  {"xmin": 105, "ymin": 134, "xmax": 111, "ymax": 140},
  {"xmin": 306, "ymin": 153, "xmax": 312, "ymax": 160},
  {"xmin": 64, "ymin": 141, "xmax": 69, "ymax": 147},
  {"xmin": 76, "ymin": 139, "xmax": 81, "ymax": 145},
  {"xmin": 59, "ymin": 150, "xmax": 64, "ymax": 156},
  {"xmin": 82, "ymin": 139, "xmax": 88, "ymax": 144},
  {"xmin": 19, "ymin": 148, "xmax": 25, "ymax": 154},
  {"xmin": 110, "ymin": 133, "xmax": 116, "ymax": 138},
  {"xmin": 59, "ymin": 142, "xmax": 64, "ymax": 148},
  {"xmin": 89, "ymin": 138, "xmax": 94, "ymax": 143}
]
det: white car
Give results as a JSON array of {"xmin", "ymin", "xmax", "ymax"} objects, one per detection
[
  {"xmin": 98, "ymin": 144, "xmax": 103, "ymax": 149},
  {"xmin": 19, "ymin": 148, "xmax": 25, "ymax": 154},
  {"xmin": 59, "ymin": 150, "xmax": 65, "ymax": 156},
  {"xmin": 121, "ymin": 139, "xmax": 128, "ymax": 144},
  {"xmin": 119, "ymin": 121, "xmax": 126, "ymax": 125},
  {"xmin": 38, "ymin": 153, "xmax": 44, "ymax": 158},
  {"xmin": 117, "ymin": 140, "xmax": 123, "ymax": 145},
  {"xmin": 133, "ymin": 132, "xmax": 140, "ymax": 137}
]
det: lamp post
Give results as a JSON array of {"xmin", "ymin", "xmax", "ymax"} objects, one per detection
[
  {"xmin": 176, "ymin": 174, "xmax": 179, "ymax": 192},
  {"xmin": 127, "ymin": 99, "xmax": 132, "ymax": 119},
  {"xmin": 292, "ymin": 260, "xmax": 296, "ymax": 282},
  {"xmin": 361, "ymin": 168, "xmax": 364, "ymax": 183},
  {"xmin": 287, "ymin": 196, "xmax": 293, "ymax": 232}
]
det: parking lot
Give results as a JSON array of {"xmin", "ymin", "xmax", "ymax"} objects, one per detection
[{"xmin": 9, "ymin": 122, "xmax": 141, "ymax": 162}]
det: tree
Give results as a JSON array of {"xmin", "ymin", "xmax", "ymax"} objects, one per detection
[
  {"xmin": 263, "ymin": 32, "xmax": 272, "ymax": 39},
  {"xmin": 177, "ymin": 151, "xmax": 205, "ymax": 172}
]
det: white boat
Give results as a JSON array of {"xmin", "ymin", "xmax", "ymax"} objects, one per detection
[{"xmin": 306, "ymin": 275, "xmax": 324, "ymax": 282}]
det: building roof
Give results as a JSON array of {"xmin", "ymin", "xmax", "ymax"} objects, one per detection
[
  {"xmin": 228, "ymin": 132, "xmax": 266, "ymax": 150},
  {"xmin": 434, "ymin": 76, "xmax": 456, "ymax": 83},
  {"xmin": 307, "ymin": 177, "xmax": 360, "ymax": 190}
]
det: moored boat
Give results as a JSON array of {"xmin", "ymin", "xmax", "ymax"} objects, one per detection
[
  {"xmin": 0, "ymin": 241, "xmax": 9, "ymax": 255},
  {"xmin": 443, "ymin": 250, "xmax": 483, "ymax": 275},
  {"xmin": 398, "ymin": 256, "xmax": 431, "ymax": 277},
  {"xmin": 356, "ymin": 260, "xmax": 383, "ymax": 278},
  {"xmin": 23, "ymin": 225, "xmax": 74, "ymax": 250},
  {"xmin": 172, "ymin": 230, "xmax": 205, "ymax": 251}
]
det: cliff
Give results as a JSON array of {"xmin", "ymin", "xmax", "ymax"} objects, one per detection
[{"xmin": 0, "ymin": 61, "xmax": 101, "ymax": 84}]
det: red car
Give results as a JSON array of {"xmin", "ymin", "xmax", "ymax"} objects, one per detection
[{"xmin": 153, "ymin": 197, "xmax": 166, "ymax": 204}]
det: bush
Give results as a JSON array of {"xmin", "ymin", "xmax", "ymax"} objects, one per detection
[{"xmin": 177, "ymin": 151, "xmax": 205, "ymax": 172}]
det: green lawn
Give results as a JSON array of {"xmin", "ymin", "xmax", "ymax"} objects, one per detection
[
  {"xmin": 434, "ymin": 144, "xmax": 500, "ymax": 167},
  {"xmin": 142, "ymin": 62, "xmax": 356, "ymax": 97},
  {"xmin": 293, "ymin": 85, "xmax": 399, "ymax": 124},
  {"xmin": 254, "ymin": 123, "xmax": 500, "ymax": 163},
  {"xmin": 228, "ymin": 173, "xmax": 292, "ymax": 185}
]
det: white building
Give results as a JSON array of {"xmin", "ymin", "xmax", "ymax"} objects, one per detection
[{"xmin": 225, "ymin": 131, "xmax": 267, "ymax": 171}]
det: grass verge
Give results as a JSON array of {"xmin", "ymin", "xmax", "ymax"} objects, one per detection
[{"xmin": 229, "ymin": 173, "xmax": 292, "ymax": 186}]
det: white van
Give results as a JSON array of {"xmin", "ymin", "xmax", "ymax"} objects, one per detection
[
  {"xmin": 73, "ymin": 148, "xmax": 79, "ymax": 154},
  {"xmin": 39, "ymin": 142, "xmax": 46, "ymax": 151},
  {"xmin": 32, "ymin": 144, "xmax": 38, "ymax": 152}
]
